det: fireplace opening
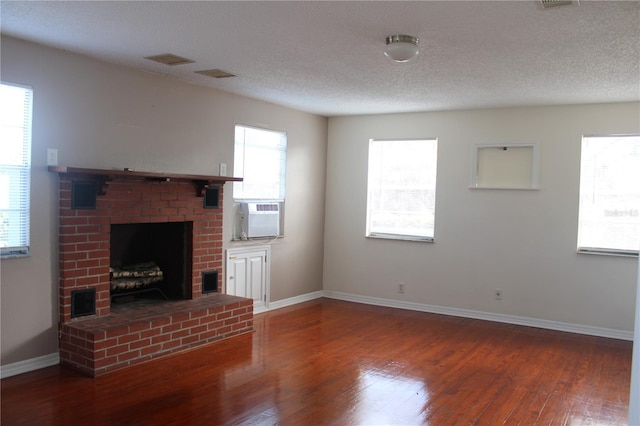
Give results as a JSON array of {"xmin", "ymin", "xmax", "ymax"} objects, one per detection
[{"xmin": 110, "ymin": 222, "xmax": 193, "ymax": 303}]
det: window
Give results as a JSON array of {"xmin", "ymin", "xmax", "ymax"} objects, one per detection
[
  {"xmin": 233, "ymin": 125, "xmax": 287, "ymax": 200},
  {"xmin": 0, "ymin": 82, "xmax": 32, "ymax": 258},
  {"xmin": 366, "ymin": 138, "xmax": 438, "ymax": 241},
  {"xmin": 578, "ymin": 135, "xmax": 640, "ymax": 256}
]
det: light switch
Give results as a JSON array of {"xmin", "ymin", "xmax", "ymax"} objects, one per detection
[{"xmin": 47, "ymin": 148, "xmax": 58, "ymax": 166}]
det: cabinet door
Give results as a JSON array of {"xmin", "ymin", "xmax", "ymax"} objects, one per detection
[{"xmin": 226, "ymin": 246, "xmax": 270, "ymax": 312}]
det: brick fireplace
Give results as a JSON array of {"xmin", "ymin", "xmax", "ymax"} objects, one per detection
[{"xmin": 51, "ymin": 167, "xmax": 253, "ymax": 376}]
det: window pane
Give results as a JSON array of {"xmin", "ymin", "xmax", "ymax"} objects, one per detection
[
  {"xmin": 0, "ymin": 82, "xmax": 32, "ymax": 256},
  {"xmin": 233, "ymin": 125, "xmax": 287, "ymax": 200},
  {"xmin": 578, "ymin": 135, "xmax": 640, "ymax": 254},
  {"xmin": 0, "ymin": 127, "xmax": 27, "ymax": 166},
  {"xmin": 367, "ymin": 139, "xmax": 438, "ymax": 240},
  {"xmin": 0, "ymin": 84, "xmax": 30, "ymax": 127}
]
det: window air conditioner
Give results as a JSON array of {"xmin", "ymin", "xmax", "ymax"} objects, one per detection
[{"xmin": 240, "ymin": 202, "xmax": 280, "ymax": 238}]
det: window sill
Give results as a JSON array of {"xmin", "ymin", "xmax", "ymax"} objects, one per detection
[
  {"xmin": 577, "ymin": 249, "xmax": 638, "ymax": 258},
  {"xmin": 230, "ymin": 235, "xmax": 283, "ymax": 243},
  {"xmin": 1, "ymin": 249, "xmax": 30, "ymax": 259},
  {"xmin": 366, "ymin": 234, "xmax": 434, "ymax": 243},
  {"xmin": 468, "ymin": 186, "xmax": 540, "ymax": 191}
]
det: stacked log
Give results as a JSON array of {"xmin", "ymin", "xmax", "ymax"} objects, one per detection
[{"xmin": 110, "ymin": 262, "xmax": 163, "ymax": 291}]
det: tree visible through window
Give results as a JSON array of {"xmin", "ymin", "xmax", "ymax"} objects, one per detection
[
  {"xmin": 0, "ymin": 82, "xmax": 32, "ymax": 258},
  {"xmin": 578, "ymin": 135, "xmax": 640, "ymax": 256},
  {"xmin": 366, "ymin": 139, "xmax": 438, "ymax": 241}
]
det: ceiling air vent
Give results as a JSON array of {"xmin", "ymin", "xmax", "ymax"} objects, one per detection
[
  {"xmin": 144, "ymin": 53, "xmax": 195, "ymax": 66},
  {"xmin": 540, "ymin": 0, "xmax": 579, "ymax": 9},
  {"xmin": 195, "ymin": 69, "xmax": 237, "ymax": 79}
]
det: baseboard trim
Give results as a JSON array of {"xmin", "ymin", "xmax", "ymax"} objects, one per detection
[
  {"xmin": 323, "ymin": 291, "xmax": 634, "ymax": 341},
  {"xmin": 257, "ymin": 290, "xmax": 324, "ymax": 314},
  {"xmin": 1, "ymin": 352, "xmax": 60, "ymax": 379}
]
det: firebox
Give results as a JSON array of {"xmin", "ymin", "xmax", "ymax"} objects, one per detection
[{"xmin": 110, "ymin": 222, "xmax": 193, "ymax": 302}]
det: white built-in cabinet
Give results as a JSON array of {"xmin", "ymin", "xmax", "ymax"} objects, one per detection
[{"xmin": 226, "ymin": 245, "xmax": 270, "ymax": 313}]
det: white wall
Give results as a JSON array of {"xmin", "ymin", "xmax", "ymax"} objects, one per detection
[
  {"xmin": 0, "ymin": 36, "xmax": 327, "ymax": 365},
  {"xmin": 324, "ymin": 104, "xmax": 639, "ymax": 332}
]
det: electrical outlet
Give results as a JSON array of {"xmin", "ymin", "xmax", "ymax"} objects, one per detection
[
  {"xmin": 495, "ymin": 288, "xmax": 503, "ymax": 300},
  {"xmin": 219, "ymin": 163, "xmax": 227, "ymax": 176},
  {"xmin": 47, "ymin": 148, "xmax": 58, "ymax": 166},
  {"xmin": 398, "ymin": 283, "xmax": 405, "ymax": 294}
]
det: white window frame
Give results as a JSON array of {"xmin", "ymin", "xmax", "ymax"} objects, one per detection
[
  {"xmin": 577, "ymin": 134, "xmax": 640, "ymax": 257},
  {"xmin": 366, "ymin": 138, "xmax": 438, "ymax": 242},
  {"xmin": 233, "ymin": 124, "xmax": 287, "ymax": 202},
  {"xmin": 0, "ymin": 82, "xmax": 32, "ymax": 258}
]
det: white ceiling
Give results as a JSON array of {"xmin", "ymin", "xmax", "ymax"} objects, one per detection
[{"xmin": 1, "ymin": 1, "xmax": 639, "ymax": 117}]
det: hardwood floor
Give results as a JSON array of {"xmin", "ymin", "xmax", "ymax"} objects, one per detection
[{"xmin": 1, "ymin": 298, "xmax": 632, "ymax": 425}]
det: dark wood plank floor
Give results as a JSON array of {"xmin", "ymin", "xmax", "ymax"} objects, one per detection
[{"xmin": 1, "ymin": 298, "xmax": 632, "ymax": 425}]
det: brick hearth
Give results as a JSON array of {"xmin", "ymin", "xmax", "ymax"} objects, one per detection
[
  {"xmin": 52, "ymin": 168, "xmax": 252, "ymax": 376},
  {"xmin": 59, "ymin": 295, "xmax": 252, "ymax": 376}
]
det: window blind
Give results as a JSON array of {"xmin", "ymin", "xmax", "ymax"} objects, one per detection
[
  {"xmin": 578, "ymin": 135, "xmax": 640, "ymax": 256},
  {"xmin": 233, "ymin": 125, "xmax": 287, "ymax": 200},
  {"xmin": 0, "ymin": 82, "xmax": 32, "ymax": 258},
  {"xmin": 366, "ymin": 139, "xmax": 438, "ymax": 241}
]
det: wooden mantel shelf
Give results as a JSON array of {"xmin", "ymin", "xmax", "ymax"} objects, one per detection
[{"xmin": 49, "ymin": 166, "xmax": 242, "ymax": 197}]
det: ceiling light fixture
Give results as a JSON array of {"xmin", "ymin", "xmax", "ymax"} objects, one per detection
[{"xmin": 384, "ymin": 35, "xmax": 419, "ymax": 63}]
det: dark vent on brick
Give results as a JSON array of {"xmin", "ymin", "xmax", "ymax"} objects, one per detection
[
  {"xmin": 71, "ymin": 288, "xmax": 96, "ymax": 318},
  {"xmin": 203, "ymin": 186, "xmax": 220, "ymax": 209},
  {"xmin": 202, "ymin": 270, "xmax": 219, "ymax": 294},
  {"xmin": 71, "ymin": 181, "xmax": 98, "ymax": 210}
]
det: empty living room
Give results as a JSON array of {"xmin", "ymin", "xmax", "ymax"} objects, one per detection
[{"xmin": 1, "ymin": 1, "xmax": 639, "ymax": 425}]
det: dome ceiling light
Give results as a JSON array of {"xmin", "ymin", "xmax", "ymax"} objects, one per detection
[{"xmin": 384, "ymin": 35, "xmax": 419, "ymax": 63}]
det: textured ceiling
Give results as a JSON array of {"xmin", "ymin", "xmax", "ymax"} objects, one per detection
[{"xmin": 1, "ymin": 1, "xmax": 639, "ymax": 117}]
